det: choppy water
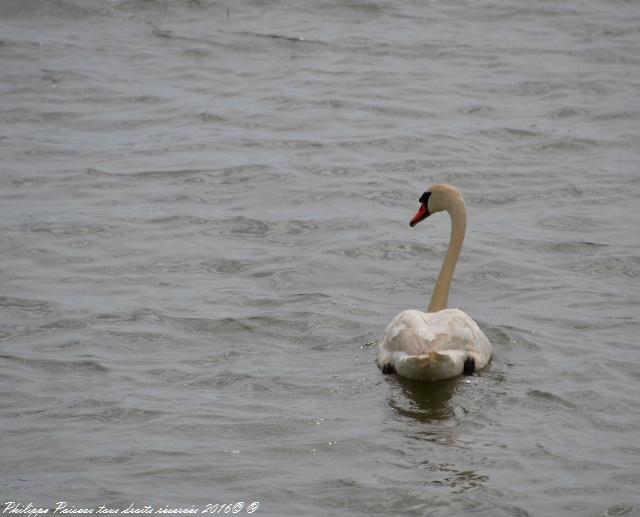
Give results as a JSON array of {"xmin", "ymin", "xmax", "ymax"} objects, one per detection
[{"xmin": 2, "ymin": 0, "xmax": 640, "ymax": 515}]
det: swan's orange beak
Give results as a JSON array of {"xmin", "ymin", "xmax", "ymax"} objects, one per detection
[{"xmin": 409, "ymin": 203, "xmax": 430, "ymax": 227}]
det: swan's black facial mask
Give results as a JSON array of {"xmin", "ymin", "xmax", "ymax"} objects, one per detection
[{"xmin": 410, "ymin": 192, "xmax": 431, "ymax": 227}]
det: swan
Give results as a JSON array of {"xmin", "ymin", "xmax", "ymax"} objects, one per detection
[{"xmin": 377, "ymin": 184, "xmax": 492, "ymax": 381}]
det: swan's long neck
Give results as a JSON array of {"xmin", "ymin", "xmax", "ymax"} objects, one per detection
[{"xmin": 428, "ymin": 198, "xmax": 466, "ymax": 313}]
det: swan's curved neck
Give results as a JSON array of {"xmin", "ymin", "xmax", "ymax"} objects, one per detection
[{"xmin": 428, "ymin": 199, "xmax": 466, "ymax": 313}]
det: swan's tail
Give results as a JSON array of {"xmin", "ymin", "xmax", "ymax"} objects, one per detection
[{"xmin": 382, "ymin": 350, "xmax": 474, "ymax": 381}]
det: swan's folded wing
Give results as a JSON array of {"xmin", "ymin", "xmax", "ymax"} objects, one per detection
[
  {"xmin": 423, "ymin": 309, "xmax": 491, "ymax": 367},
  {"xmin": 379, "ymin": 309, "xmax": 450, "ymax": 355}
]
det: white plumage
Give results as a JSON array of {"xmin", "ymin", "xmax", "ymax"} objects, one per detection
[{"xmin": 377, "ymin": 308, "xmax": 491, "ymax": 380}]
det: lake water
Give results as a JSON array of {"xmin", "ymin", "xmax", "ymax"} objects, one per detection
[{"xmin": 1, "ymin": 0, "xmax": 639, "ymax": 515}]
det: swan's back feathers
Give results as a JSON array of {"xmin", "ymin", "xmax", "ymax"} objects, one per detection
[{"xmin": 377, "ymin": 308, "xmax": 491, "ymax": 381}]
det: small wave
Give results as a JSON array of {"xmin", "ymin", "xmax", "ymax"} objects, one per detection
[
  {"xmin": 539, "ymin": 215, "xmax": 597, "ymax": 231},
  {"xmin": 564, "ymin": 255, "xmax": 640, "ymax": 279},
  {"xmin": 22, "ymin": 222, "xmax": 120, "ymax": 238},
  {"xmin": 480, "ymin": 127, "xmax": 546, "ymax": 139},
  {"xmin": 525, "ymin": 137, "xmax": 610, "ymax": 153},
  {"xmin": 0, "ymin": 0, "xmax": 104, "ymax": 19},
  {"xmin": 40, "ymin": 319, "xmax": 87, "ymax": 330},
  {"xmin": 0, "ymin": 296, "xmax": 58, "ymax": 314},
  {"xmin": 87, "ymin": 164, "xmax": 275, "ymax": 184},
  {"xmin": 77, "ymin": 405, "xmax": 165, "ymax": 423},
  {"xmin": 210, "ymin": 217, "xmax": 320, "ymax": 245},
  {"xmin": 550, "ymin": 106, "xmax": 590, "ymax": 119},
  {"xmin": 527, "ymin": 389, "xmax": 577, "ymax": 409},
  {"xmin": 0, "ymin": 353, "xmax": 108, "ymax": 374},
  {"xmin": 460, "ymin": 105, "xmax": 495, "ymax": 116},
  {"xmin": 222, "ymin": 30, "xmax": 325, "ymax": 46},
  {"xmin": 332, "ymin": 240, "xmax": 433, "ymax": 261}
]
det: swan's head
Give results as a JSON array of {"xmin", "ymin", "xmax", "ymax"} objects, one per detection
[{"xmin": 409, "ymin": 184, "xmax": 463, "ymax": 227}]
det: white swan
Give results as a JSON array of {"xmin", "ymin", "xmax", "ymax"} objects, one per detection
[{"xmin": 377, "ymin": 184, "xmax": 492, "ymax": 381}]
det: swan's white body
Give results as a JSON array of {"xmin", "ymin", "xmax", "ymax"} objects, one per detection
[
  {"xmin": 377, "ymin": 184, "xmax": 492, "ymax": 381},
  {"xmin": 377, "ymin": 308, "xmax": 491, "ymax": 380}
]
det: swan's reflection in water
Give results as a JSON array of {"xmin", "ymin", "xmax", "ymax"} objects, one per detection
[
  {"xmin": 387, "ymin": 376, "xmax": 459, "ymax": 423},
  {"xmin": 386, "ymin": 376, "xmax": 490, "ymax": 493}
]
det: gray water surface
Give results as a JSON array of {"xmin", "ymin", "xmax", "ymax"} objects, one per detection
[{"xmin": 1, "ymin": 0, "xmax": 640, "ymax": 515}]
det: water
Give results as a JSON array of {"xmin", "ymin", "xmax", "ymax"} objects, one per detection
[{"xmin": 1, "ymin": 0, "xmax": 639, "ymax": 515}]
